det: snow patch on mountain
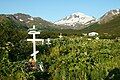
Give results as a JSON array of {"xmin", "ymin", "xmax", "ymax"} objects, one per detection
[
  {"xmin": 28, "ymin": 17, "xmax": 34, "ymax": 21},
  {"xmin": 19, "ymin": 19, "xmax": 23, "ymax": 22}
]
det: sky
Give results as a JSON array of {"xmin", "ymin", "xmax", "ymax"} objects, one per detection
[{"xmin": 0, "ymin": 0, "xmax": 120, "ymax": 22}]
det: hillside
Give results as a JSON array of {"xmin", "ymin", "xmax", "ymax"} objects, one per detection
[
  {"xmin": 0, "ymin": 15, "xmax": 28, "ymax": 44},
  {"xmin": 0, "ymin": 14, "xmax": 28, "ymax": 29}
]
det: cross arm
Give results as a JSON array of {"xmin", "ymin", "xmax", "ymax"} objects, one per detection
[{"xmin": 27, "ymin": 39, "xmax": 44, "ymax": 42}]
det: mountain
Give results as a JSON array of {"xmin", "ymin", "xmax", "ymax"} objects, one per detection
[
  {"xmin": 0, "ymin": 13, "xmax": 83, "ymax": 38},
  {"xmin": 99, "ymin": 9, "xmax": 120, "ymax": 24},
  {"xmin": 54, "ymin": 12, "xmax": 96, "ymax": 29},
  {"xmin": 0, "ymin": 13, "xmax": 67, "ymax": 30},
  {"xmin": 1, "ymin": 9, "xmax": 120, "ymax": 38},
  {"xmin": 81, "ymin": 9, "xmax": 120, "ymax": 38},
  {"xmin": 13, "ymin": 13, "xmax": 57, "ymax": 29}
]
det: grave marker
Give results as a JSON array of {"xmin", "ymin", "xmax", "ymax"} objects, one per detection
[
  {"xmin": 59, "ymin": 33, "xmax": 63, "ymax": 39},
  {"xmin": 27, "ymin": 25, "xmax": 44, "ymax": 62}
]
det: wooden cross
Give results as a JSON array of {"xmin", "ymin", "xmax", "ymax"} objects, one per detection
[{"xmin": 27, "ymin": 25, "xmax": 44, "ymax": 62}]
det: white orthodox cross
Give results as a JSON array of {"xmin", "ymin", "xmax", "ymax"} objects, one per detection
[
  {"xmin": 46, "ymin": 38, "xmax": 51, "ymax": 45},
  {"xmin": 59, "ymin": 33, "xmax": 63, "ymax": 38},
  {"xmin": 27, "ymin": 25, "xmax": 44, "ymax": 62}
]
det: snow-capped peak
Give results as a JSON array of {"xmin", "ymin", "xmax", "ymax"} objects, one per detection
[{"xmin": 54, "ymin": 12, "xmax": 96, "ymax": 27}]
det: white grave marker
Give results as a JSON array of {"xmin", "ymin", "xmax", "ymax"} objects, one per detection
[{"xmin": 27, "ymin": 25, "xmax": 44, "ymax": 62}]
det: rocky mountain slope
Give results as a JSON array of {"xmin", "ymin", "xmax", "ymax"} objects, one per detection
[
  {"xmin": 14, "ymin": 13, "xmax": 57, "ymax": 29},
  {"xmin": 99, "ymin": 9, "xmax": 120, "ymax": 24}
]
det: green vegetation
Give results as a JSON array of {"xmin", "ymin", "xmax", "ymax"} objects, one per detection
[
  {"xmin": 39, "ymin": 29, "xmax": 82, "ymax": 39},
  {"xmin": 40, "ymin": 37, "xmax": 120, "ymax": 80},
  {"xmin": 1, "ymin": 31, "xmax": 120, "ymax": 80}
]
